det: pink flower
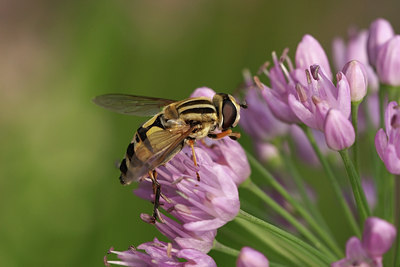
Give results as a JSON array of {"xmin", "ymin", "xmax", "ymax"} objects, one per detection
[
  {"xmin": 332, "ymin": 217, "xmax": 396, "ymax": 267},
  {"xmin": 376, "ymin": 35, "xmax": 400, "ymax": 86},
  {"xmin": 258, "ymin": 51, "xmax": 301, "ymax": 124},
  {"xmin": 106, "ymin": 238, "xmax": 217, "ymax": 267},
  {"xmin": 236, "ymin": 247, "xmax": 269, "ymax": 267},
  {"xmin": 288, "ymin": 66, "xmax": 351, "ymax": 131},
  {"xmin": 375, "ymin": 101, "xmax": 400, "ymax": 174},
  {"xmin": 324, "ymin": 109, "xmax": 355, "ymax": 151},
  {"xmin": 367, "ymin": 18, "xmax": 395, "ymax": 67},
  {"xmin": 342, "ymin": 60, "xmax": 368, "ymax": 102},
  {"xmin": 332, "ymin": 29, "xmax": 378, "ymax": 92}
]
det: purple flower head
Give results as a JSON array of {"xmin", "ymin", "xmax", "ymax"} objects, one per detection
[
  {"xmin": 239, "ymin": 70, "xmax": 289, "ymax": 141},
  {"xmin": 236, "ymin": 247, "xmax": 269, "ymax": 267},
  {"xmin": 258, "ymin": 50, "xmax": 301, "ymax": 124},
  {"xmin": 333, "ymin": 29, "xmax": 379, "ymax": 93},
  {"xmin": 367, "ymin": 18, "xmax": 395, "ymax": 67},
  {"xmin": 332, "ymin": 217, "xmax": 396, "ymax": 267},
  {"xmin": 288, "ymin": 65, "xmax": 351, "ymax": 131},
  {"xmin": 375, "ymin": 101, "xmax": 400, "ymax": 174},
  {"xmin": 342, "ymin": 60, "xmax": 368, "ymax": 102},
  {"xmin": 106, "ymin": 238, "xmax": 217, "ymax": 267},
  {"xmin": 324, "ymin": 108, "xmax": 355, "ymax": 151},
  {"xmin": 376, "ymin": 35, "xmax": 400, "ymax": 86}
]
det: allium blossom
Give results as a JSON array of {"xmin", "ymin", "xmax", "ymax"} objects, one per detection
[
  {"xmin": 236, "ymin": 247, "xmax": 269, "ymax": 267},
  {"xmin": 375, "ymin": 101, "xmax": 400, "ymax": 174},
  {"xmin": 106, "ymin": 238, "xmax": 217, "ymax": 267},
  {"xmin": 332, "ymin": 217, "xmax": 396, "ymax": 267}
]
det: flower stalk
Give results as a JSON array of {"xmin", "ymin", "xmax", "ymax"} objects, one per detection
[
  {"xmin": 351, "ymin": 101, "xmax": 361, "ymax": 174},
  {"xmin": 338, "ymin": 149, "xmax": 371, "ymax": 224},
  {"xmin": 236, "ymin": 209, "xmax": 333, "ymax": 265}
]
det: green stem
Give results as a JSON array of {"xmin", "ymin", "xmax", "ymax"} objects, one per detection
[
  {"xmin": 302, "ymin": 125, "xmax": 361, "ymax": 236},
  {"xmin": 241, "ymin": 179, "xmax": 336, "ymax": 259},
  {"xmin": 236, "ymin": 209, "xmax": 332, "ymax": 265},
  {"xmin": 338, "ymin": 150, "xmax": 371, "ymax": 224},
  {"xmin": 212, "ymin": 240, "xmax": 240, "ymax": 257},
  {"xmin": 385, "ymin": 173, "xmax": 395, "ymax": 223},
  {"xmin": 393, "ymin": 176, "xmax": 400, "ymax": 266},
  {"xmin": 378, "ymin": 85, "xmax": 387, "ymax": 129},
  {"xmin": 246, "ymin": 152, "xmax": 342, "ymax": 257},
  {"xmin": 351, "ymin": 101, "xmax": 361, "ymax": 174}
]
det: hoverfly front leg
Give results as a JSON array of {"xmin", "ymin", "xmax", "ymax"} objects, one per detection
[
  {"xmin": 187, "ymin": 139, "xmax": 201, "ymax": 181},
  {"xmin": 208, "ymin": 129, "xmax": 241, "ymax": 140}
]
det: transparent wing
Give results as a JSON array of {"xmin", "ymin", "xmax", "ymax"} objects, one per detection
[
  {"xmin": 92, "ymin": 94, "xmax": 176, "ymax": 116},
  {"xmin": 124, "ymin": 124, "xmax": 195, "ymax": 183}
]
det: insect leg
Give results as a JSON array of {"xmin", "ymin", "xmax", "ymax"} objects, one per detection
[
  {"xmin": 149, "ymin": 170, "xmax": 162, "ymax": 223},
  {"xmin": 187, "ymin": 139, "xmax": 200, "ymax": 181},
  {"xmin": 208, "ymin": 129, "xmax": 241, "ymax": 140}
]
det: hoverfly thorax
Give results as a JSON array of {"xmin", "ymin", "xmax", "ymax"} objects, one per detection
[{"xmin": 212, "ymin": 93, "xmax": 241, "ymax": 130}]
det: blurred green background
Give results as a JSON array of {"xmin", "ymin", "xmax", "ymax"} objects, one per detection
[{"xmin": 1, "ymin": 0, "xmax": 399, "ymax": 266}]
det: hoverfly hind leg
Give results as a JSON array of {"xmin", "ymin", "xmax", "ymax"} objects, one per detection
[
  {"xmin": 187, "ymin": 139, "xmax": 200, "ymax": 182},
  {"xmin": 148, "ymin": 170, "xmax": 164, "ymax": 223}
]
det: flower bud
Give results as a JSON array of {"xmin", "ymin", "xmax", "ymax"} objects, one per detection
[
  {"xmin": 367, "ymin": 18, "xmax": 394, "ymax": 66},
  {"xmin": 236, "ymin": 247, "xmax": 269, "ymax": 267},
  {"xmin": 342, "ymin": 60, "xmax": 368, "ymax": 102},
  {"xmin": 323, "ymin": 109, "xmax": 355, "ymax": 151},
  {"xmin": 362, "ymin": 217, "xmax": 397, "ymax": 257},
  {"xmin": 376, "ymin": 35, "xmax": 400, "ymax": 86}
]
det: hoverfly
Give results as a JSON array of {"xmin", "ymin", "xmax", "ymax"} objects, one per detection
[{"xmin": 93, "ymin": 93, "xmax": 246, "ymax": 222}]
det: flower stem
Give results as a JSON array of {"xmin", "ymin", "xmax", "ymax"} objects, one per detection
[
  {"xmin": 338, "ymin": 149, "xmax": 371, "ymax": 224},
  {"xmin": 236, "ymin": 209, "xmax": 332, "ymax": 265},
  {"xmin": 245, "ymin": 152, "xmax": 342, "ymax": 257},
  {"xmin": 212, "ymin": 240, "xmax": 240, "ymax": 257},
  {"xmin": 351, "ymin": 101, "xmax": 361, "ymax": 174},
  {"xmin": 378, "ymin": 84, "xmax": 387, "ymax": 129},
  {"xmin": 393, "ymin": 176, "xmax": 400, "ymax": 267},
  {"xmin": 302, "ymin": 125, "xmax": 361, "ymax": 236}
]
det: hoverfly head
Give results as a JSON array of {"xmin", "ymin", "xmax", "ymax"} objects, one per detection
[{"xmin": 213, "ymin": 93, "xmax": 242, "ymax": 130}]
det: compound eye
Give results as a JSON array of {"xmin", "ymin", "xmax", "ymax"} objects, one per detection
[{"xmin": 222, "ymin": 100, "xmax": 237, "ymax": 130}]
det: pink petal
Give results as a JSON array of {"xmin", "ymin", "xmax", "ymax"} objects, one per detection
[{"xmin": 288, "ymin": 94, "xmax": 317, "ymax": 129}]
